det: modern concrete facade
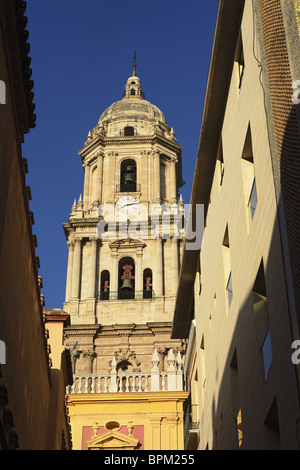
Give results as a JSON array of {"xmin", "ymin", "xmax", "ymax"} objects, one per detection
[
  {"xmin": 173, "ymin": 0, "xmax": 300, "ymax": 450},
  {"xmin": 63, "ymin": 65, "xmax": 189, "ymax": 450}
]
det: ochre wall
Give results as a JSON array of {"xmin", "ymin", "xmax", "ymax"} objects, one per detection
[{"xmin": 67, "ymin": 392, "xmax": 188, "ymax": 451}]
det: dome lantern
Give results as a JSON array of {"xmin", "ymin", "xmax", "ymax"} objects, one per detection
[{"xmin": 122, "ymin": 51, "xmax": 145, "ymax": 100}]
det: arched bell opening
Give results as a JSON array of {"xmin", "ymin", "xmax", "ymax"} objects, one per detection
[
  {"xmin": 117, "ymin": 360, "xmax": 134, "ymax": 392},
  {"xmin": 118, "ymin": 257, "xmax": 135, "ymax": 300},
  {"xmin": 117, "ymin": 360, "xmax": 133, "ymax": 374},
  {"xmin": 100, "ymin": 270, "xmax": 110, "ymax": 300},
  {"xmin": 120, "ymin": 159, "xmax": 137, "ymax": 192},
  {"xmin": 143, "ymin": 268, "xmax": 153, "ymax": 299}
]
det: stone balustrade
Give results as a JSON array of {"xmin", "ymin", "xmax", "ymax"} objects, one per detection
[{"xmin": 67, "ymin": 348, "xmax": 185, "ymax": 394}]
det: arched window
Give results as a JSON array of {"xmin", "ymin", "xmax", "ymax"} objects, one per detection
[
  {"xmin": 100, "ymin": 270, "xmax": 110, "ymax": 300},
  {"xmin": 143, "ymin": 268, "xmax": 153, "ymax": 299},
  {"xmin": 130, "ymin": 89, "xmax": 136, "ymax": 95},
  {"xmin": 120, "ymin": 159, "xmax": 137, "ymax": 192},
  {"xmin": 118, "ymin": 257, "xmax": 135, "ymax": 300}
]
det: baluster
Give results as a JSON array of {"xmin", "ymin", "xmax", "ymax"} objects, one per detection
[
  {"xmin": 91, "ymin": 376, "xmax": 95, "ymax": 393},
  {"xmin": 161, "ymin": 373, "xmax": 166, "ymax": 391},
  {"xmin": 138, "ymin": 375, "xmax": 142, "ymax": 392},
  {"xmin": 104, "ymin": 376, "xmax": 108, "ymax": 393},
  {"xmin": 84, "ymin": 376, "xmax": 89, "ymax": 393},
  {"xmin": 78, "ymin": 376, "xmax": 82, "ymax": 394}
]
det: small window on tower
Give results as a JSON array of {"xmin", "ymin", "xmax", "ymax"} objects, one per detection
[
  {"xmin": 124, "ymin": 126, "xmax": 135, "ymax": 136},
  {"xmin": 131, "ymin": 89, "xmax": 136, "ymax": 95}
]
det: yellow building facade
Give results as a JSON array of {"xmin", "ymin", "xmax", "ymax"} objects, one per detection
[
  {"xmin": 173, "ymin": 0, "xmax": 300, "ymax": 450},
  {"xmin": 63, "ymin": 63, "xmax": 189, "ymax": 450},
  {"xmin": 0, "ymin": 0, "xmax": 72, "ymax": 450},
  {"xmin": 67, "ymin": 392, "xmax": 187, "ymax": 451}
]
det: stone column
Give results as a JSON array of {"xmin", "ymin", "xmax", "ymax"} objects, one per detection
[
  {"xmin": 107, "ymin": 151, "xmax": 118, "ymax": 202},
  {"xmin": 151, "ymin": 348, "xmax": 160, "ymax": 392},
  {"xmin": 71, "ymin": 238, "xmax": 82, "ymax": 299},
  {"xmin": 168, "ymin": 417, "xmax": 179, "ymax": 450},
  {"xmin": 110, "ymin": 250, "xmax": 118, "ymax": 298},
  {"xmin": 96, "ymin": 152, "xmax": 104, "ymax": 203},
  {"xmin": 135, "ymin": 250, "xmax": 143, "ymax": 299},
  {"xmin": 170, "ymin": 158, "xmax": 177, "ymax": 204},
  {"xmin": 88, "ymin": 237, "xmax": 98, "ymax": 299},
  {"xmin": 154, "ymin": 237, "xmax": 163, "ymax": 296},
  {"xmin": 82, "ymin": 350, "xmax": 95, "ymax": 374},
  {"xmin": 153, "ymin": 151, "xmax": 161, "ymax": 202},
  {"xmin": 83, "ymin": 164, "xmax": 91, "ymax": 209},
  {"xmin": 65, "ymin": 240, "xmax": 74, "ymax": 302},
  {"xmin": 150, "ymin": 418, "xmax": 162, "ymax": 450},
  {"xmin": 171, "ymin": 236, "xmax": 179, "ymax": 296}
]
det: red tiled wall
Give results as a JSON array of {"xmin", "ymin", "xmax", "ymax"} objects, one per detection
[{"xmin": 259, "ymin": 0, "xmax": 300, "ymax": 326}]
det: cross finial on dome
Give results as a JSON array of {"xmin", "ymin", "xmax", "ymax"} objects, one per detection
[{"xmin": 133, "ymin": 50, "xmax": 137, "ymax": 76}]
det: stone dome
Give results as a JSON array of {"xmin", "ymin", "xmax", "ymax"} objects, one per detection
[
  {"xmin": 85, "ymin": 69, "xmax": 175, "ymax": 143},
  {"xmin": 98, "ymin": 97, "xmax": 167, "ymax": 127}
]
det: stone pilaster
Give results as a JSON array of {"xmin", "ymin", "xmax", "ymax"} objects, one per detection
[
  {"xmin": 171, "ymin": 236, "xmax": 179, "ymax": 296},
  {"xmin": 65, "ymin": 240, "xmax": 74, "ymax": 302},
  {"xmin": 88, "ymin": 237, "xmax": 98, "ymax": 299},
  {"xmin": 153, "ymin": 151, "xmax": 161, "ymax": 203},
  {"xmin": 71, "ymin": 238, "xmax": 82, "ymax": 300},
  {"xmin": 170, "ymin": 158, "xmax": 177, "ymax": 204},
  {"xmin": 83, "ymin": 164, "xmax": 91, "ymax": 210},
  {"xmin": 154, "ymin": 237, "xmax": 163, "ymax": 297}
]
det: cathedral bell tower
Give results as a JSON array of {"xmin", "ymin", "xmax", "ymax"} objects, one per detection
[
  {"xmin": 63, "ymin": 63, "xmax": 185, "ymax": 325},
  {"xmin": 63, "ymin": 61, "xmax": 188, "ymax": 450}
]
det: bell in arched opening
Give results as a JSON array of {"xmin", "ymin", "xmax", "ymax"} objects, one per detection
[
  {"xmin": 118, "ymin": 259, "xmax": 135, "ymax": 299},
  {"xmin": 121, "ymin": 160, "xmax": 137, "ymax": 192}
]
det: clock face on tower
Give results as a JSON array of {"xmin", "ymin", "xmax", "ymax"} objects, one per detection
[{"xmin": 117, "ymin": 195, "xmax": 140, "ymax": 216}]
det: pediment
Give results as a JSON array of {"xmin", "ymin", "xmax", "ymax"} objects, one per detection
[
  {"xmin": 109, "ymin": 238, "xmax": 146, "ymax": 250},
  {"xmin": 86, "ymin": 430, "xmax": 139, "ymax": 450}
]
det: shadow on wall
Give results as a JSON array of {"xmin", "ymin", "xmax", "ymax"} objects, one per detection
[
  {"xmin": 207, "ymin": 109, "xmax": 300, "ymax": 450},
  {"xmin": 279, "ymin": 105, "xmax": 300, "ymax": 329}
]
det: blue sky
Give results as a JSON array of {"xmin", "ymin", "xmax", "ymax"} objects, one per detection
[{"xmin": 23, "ymin": 0, "xmax": 219, "ymax": 309}]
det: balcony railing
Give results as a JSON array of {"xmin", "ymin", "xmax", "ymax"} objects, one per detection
[{"xmin": 67, "ymin": 349, "xmax": 185, "ymax": 394}]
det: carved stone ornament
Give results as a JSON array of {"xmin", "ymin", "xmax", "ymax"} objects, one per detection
[{"xmin": 112, "ymin": 348, "xmax": 141, "ymax": 372}]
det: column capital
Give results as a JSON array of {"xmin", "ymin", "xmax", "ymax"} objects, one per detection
[
  {"xmin": 88, "ymin": 236, "xmax": 98, "ymax": 243},
  {"xmin": 105, "ymin": 151, "xmax": 118, "ymax": 158},
  {"xmin": 74, "ymin": 237, "xmax": 82, "ymax": 246},
  {"xmin": 96, "ymin": 150, "xmax": 105, "ymax": 159}
]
